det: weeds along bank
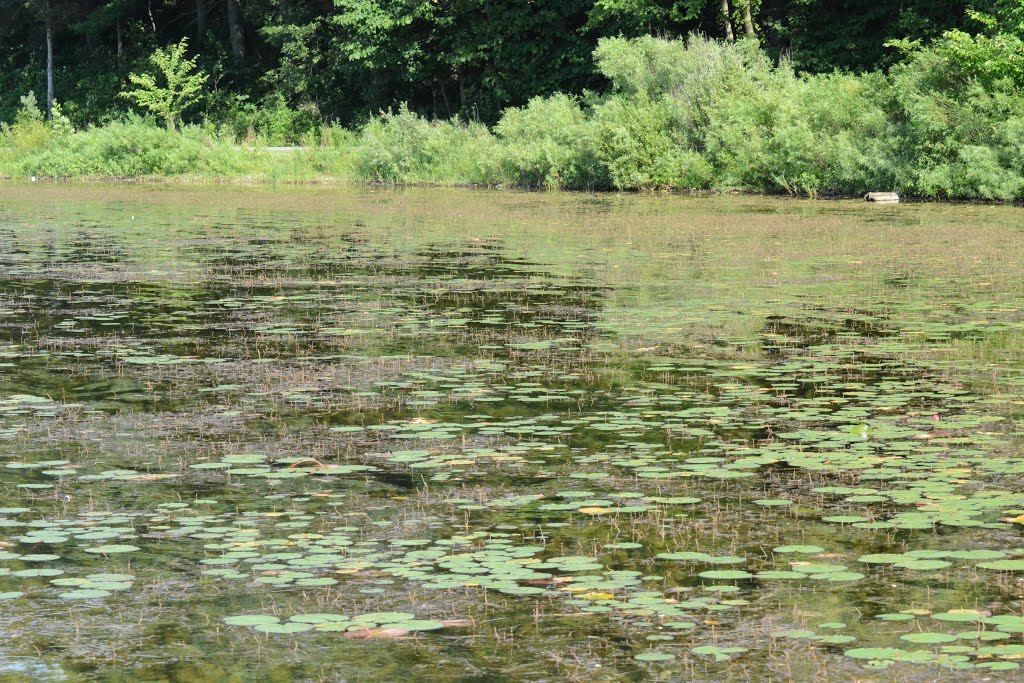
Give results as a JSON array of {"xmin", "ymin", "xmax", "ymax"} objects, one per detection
[{"xmin": 3, "ymin": 35, "xmax": 1024, "ymax": 200}]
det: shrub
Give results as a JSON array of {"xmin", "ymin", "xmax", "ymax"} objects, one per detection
[
  {"xmin": 217, "ymin": 93, "xmax": 323, "ymax": 146},
  {"xmin": 351, "ymin": 105, "xmax": 498, "ymax": 185},
  {"xmin": 707, "ymin": 69, "xmax": 898, "ymax": 196},
  {"xmin": 6, "ymin": 33, "xmax": 1024, "ymax": 199},
  {"xmin": 493, "ymin": 94, "xmax": 604, "ymax": 189},
  {"xmin": 17, "ymin": 115, "xmax": 250, "ymax": 178},
  {"xmin": 887, "ymin": 38, "xmax": 1024, "ymax": 199},
  {"xmin": 595, "ymin": 35, "xmax": 771, "ymax": 152},
  {"xmin": 0, "ymin": 92, "xmax": 72, "ymax": 154},
  {"xmin": 591, "ymin": 95, "xmax": 711, "ymax": 189}
]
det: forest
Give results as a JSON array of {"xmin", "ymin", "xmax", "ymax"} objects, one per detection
[{"xmin": 2, "ymin": 1, "xmax": 1024, "ymax": 198}]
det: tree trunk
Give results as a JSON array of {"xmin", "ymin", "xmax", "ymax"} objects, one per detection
[
  {"xmin": 226, "ymin": 0, "xmax": 245, "ymax": 64},
  {"xmin": 197, "ymin": 0, "xmax": 208, "ymax": 43},
  {"xmin": 45, "ymin": 1, "xmax": 54, "ymax": 118},
  {"xmin": 720, "ymin": 0, "xmax": 735, "ymax": 43},
  {"xmin": 279, "ymin": 0, "xmax": 289, "ymax": 22},
  {"xmin": 742, "ymin": 0, "xmax": 755, "ymax": 37},
  {"xmin": 439, "ymin": 81, "xmax": 452, "ymax": 118},
  {"xmin": 116, "ymin": 16, "xmax": 123, "ymax": 57}
]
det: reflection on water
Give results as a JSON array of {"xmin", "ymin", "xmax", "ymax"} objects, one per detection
[{"xmin": 0, "ymin": 652, "xmax": 68, "ymax": 682}]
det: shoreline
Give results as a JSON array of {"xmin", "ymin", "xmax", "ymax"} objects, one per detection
[{"xmin": 3, "ymin": 175, "xmax": 1021, "ymax": 206}]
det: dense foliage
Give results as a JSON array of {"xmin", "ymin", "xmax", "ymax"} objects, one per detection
[
  {"xmin": 3, "ymin": 1, "xmax": 1024, "ymax": 199},
  {"xmin": 0, "ymin": 0, "xmax": 985, "ymax": 127}
]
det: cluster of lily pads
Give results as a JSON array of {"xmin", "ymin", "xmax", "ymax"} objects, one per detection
[{"xmin": 224, "ymin": 611, "xmax": 451, "ymax": 635}]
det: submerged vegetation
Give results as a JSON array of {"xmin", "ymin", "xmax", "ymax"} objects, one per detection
[
  {"xmin": 4, "ymin": 19, "xmax": 1024, "ymax": 199},
  {"xmin": 2, "ymin": 185, "xmax": 1024, "ymax": 679}
]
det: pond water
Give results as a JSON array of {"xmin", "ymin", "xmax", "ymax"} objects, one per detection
[{"xmin": 2, "ymin": 184, "xmax": 1024, "ymax": 681}]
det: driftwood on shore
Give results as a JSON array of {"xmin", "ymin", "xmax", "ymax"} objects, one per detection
[{"xmin": 864, "ymin": 192, "xmax": 900, "ymax": 204}]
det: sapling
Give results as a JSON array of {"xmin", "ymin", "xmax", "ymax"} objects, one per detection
[{"xmin": 121, "ymin": 38, "xmax": 207, "ymax": 132}]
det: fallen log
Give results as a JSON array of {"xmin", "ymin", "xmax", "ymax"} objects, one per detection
[{"xmin": 864, "ymin": 192, "xmax": 899, "ymax": 204}]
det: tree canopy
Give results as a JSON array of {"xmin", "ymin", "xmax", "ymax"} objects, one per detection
[{"xmin": 0, "ymin": 1, "xmax": 1007, "ymax": 129}]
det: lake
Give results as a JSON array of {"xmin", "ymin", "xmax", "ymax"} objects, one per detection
[{"xmin": 1, "ymin": 184, "xmax": 1024, "ymax": 681}]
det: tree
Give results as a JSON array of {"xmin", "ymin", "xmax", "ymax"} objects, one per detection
[
  {"xmin": 121, "ymin": 37, "xmax": 207, "ymax": 131},
  {"xmin": 588, "ymin": 0, "xmax": 731, "ymax": 38},
  {"xmin": 888, "ymin": 2, "xmax": 1024, "ymax": 90},
  {"xmin": 721, "ymin": 0, "xmax": 734, "ymax": 41},
  {"xmin": 46, "ymin": 0, "xmax": 54, "ymax": 116},
  {"xmin": 768, "ymin": 0, "xmax": 966, "ymax": 72},
  {"xmin": 0, "ymin": 0, "xmax": 989, "ymax": 129},
  {"xmin": 741, "ymin": 0, "xmax": 755, "ymax": 37},
  {"xmin": 226, "ymin": 0, "xmax": 245, "ymax": 63},
  {"xmin": 325, "ymin": 0, "xmax": 600, "ymax": 123},
  {"xmin": 197, "ymin": 0, "xmax": 208, "ymax": 43},
  {"xmin": 19, "ymin": 0, "xmax": 66, "ymax": 118}
]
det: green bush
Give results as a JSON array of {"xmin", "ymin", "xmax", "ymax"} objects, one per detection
[
  {"xmin": 493, "ymin": 94, "xmax": 604, "ymax": 189},
  {"xmin": 887, "ymin": 37, "xmax": 1024, "ymax": 199},
  {"xmin": 706, "ymin": 69, "xmax": 898, "ymax": 196},
  {"xmin": 0, "ymin": 92, "xmax": 72, "ymax": 155},
  {"xmin": 216, "ymin": 92, "xmax": 323, "ymax": 146},
  {"xmin": 352, "ymin": 106, "xmax": 498, "ymax": 185},
  {"xmin": 15, "ymin": 115, "xmax": 250, "ymax": 178},
  {"xmin": 120, "ymin": 38, "xmax": 207, "ymax": 132},
  {"xmin": 591, "ymin": 35, "xmax": 775, "ymax": 191},
  {"xmin": 591, "ymin": 95, "xmax": 711, "ymax": 189},
  {"xmin": 595, "ymin": 35, "xmax": 771, "ymax": 152}
]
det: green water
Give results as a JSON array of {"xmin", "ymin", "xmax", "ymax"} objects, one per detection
[{"xmin": 2, "ymin": 184, "xmax": 1024, "ymax": 681}]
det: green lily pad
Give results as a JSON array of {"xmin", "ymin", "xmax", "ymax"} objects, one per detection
[
  {"xmin": 698, "ymin": 570, "xmax": 752, "ymax": 580},
  {"xmin": 83, "ymin": 544, "xmax": 140, "ymax": 554},
  {"xmin": 773, "ymin": 545, "xmax": 824, "ymax": 554},
  {"xmin": 978, "ymin": 560, "xmax": 1024, "ymax": 571}
]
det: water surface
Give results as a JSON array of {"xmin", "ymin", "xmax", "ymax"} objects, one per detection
[{"xmin": 2, "ymin": 185, "xmax": 1024, "ymax": 681}]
